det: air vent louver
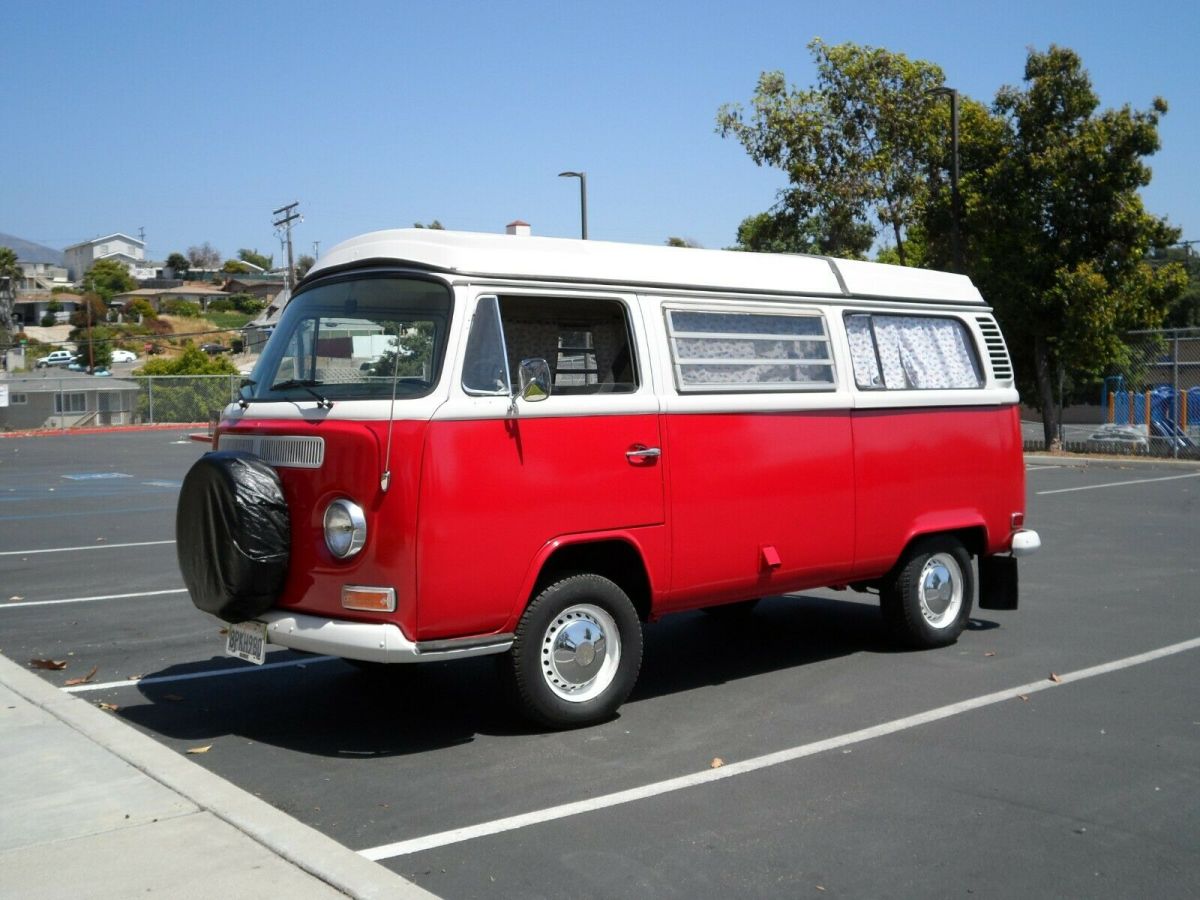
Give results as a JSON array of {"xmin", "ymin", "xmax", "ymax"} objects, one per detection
[{"xmin": 976, "ymin": 316, "xmax": 1013, "ymax": 382}]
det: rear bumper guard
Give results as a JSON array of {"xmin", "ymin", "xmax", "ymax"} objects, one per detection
[
  {"xmin": 1010, "ymin": 529, "xmax": 1041, "ymax": 557},
  {"xmin": 258, "ymin": 611, "xmax": 513, "ymax": 663}
]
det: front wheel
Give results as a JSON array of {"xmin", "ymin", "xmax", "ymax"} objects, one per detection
[
  {"xmin": 880, "ymin": 536, "xmax": 974, "ymax": 649},
  {"xmin": 506, "ymin": 574, "xmax": 643, "ymax": 729}
]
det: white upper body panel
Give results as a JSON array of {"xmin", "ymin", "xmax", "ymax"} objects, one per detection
[{"xmin": 306, "ymin": 229, "xmax": 985, "ymax": 306}]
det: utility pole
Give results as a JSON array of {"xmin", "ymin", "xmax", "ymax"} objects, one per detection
[
  {"xmin": 272, "ymin": 202, "xmax": 302, "ymax": 295},
  {"xmin": 312, "ymin": 240, "xmax": 320, "ymax": 258}
]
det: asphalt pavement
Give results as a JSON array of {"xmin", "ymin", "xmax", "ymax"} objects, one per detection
[{"xmin": 1, "ymin": 430, "xmax": 1198, "ymax": 898}]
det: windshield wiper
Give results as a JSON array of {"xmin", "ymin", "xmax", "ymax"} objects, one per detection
[{"xmin": 268, "ymin": 378, "xmax": 334, "ymax": 409}]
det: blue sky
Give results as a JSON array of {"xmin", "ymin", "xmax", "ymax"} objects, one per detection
[{"xmin": 5, "ymin": 0, "xmax": 1197, "ymax": 263}]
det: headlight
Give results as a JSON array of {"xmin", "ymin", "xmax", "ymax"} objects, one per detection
[{"xmin": 324, "ymin": 499, "xmax": 366, "ymax": 559}]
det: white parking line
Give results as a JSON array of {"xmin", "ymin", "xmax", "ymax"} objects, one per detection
[
  {"xmin": 1, "ymin": 588, "xmax": 187, "ymax": 609},
  {"xmin": 1036, "ymin": 472, "xmax": 1200, "ymax": 495},
  {"xmin": 62, "ymin": 655, "xmax": 340, "ymax": 693},
  {"xmin": 1024, "ymin": 466, "xmax": 1058, "ymax": 472},
  {"xmin": 0, "ymin": 539, "xmax": 176, "ymax": 557},
  {"xmin": 358, "ymin": 636, "xmax": 1200, "ymax": 861}
]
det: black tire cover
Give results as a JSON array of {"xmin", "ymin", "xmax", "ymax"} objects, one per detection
[{"xmin": 176, "ymin": 451, "xmax": 290, "ymax": 623}]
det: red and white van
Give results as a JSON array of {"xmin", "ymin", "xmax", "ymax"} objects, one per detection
[{"xmin": 177, "ymin": 228, "xmax": 1040, "ymax": 728}]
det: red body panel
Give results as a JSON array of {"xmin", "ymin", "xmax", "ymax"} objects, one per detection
[
  {"xmin": 218, "ymin": 418, "xmax": 426, "ymax": 639},
  {"xmin": 221, "ymin": 402, "xmax": 1025, "ymax": 641},
  {"xmin": 659, "ymin": 411, "xmax": 856, "ymax": 610},
  {"xmin": 850, "ymin": 405, "xmax": 1025, "ymax": 575},
  {"xmin": 416, "ymin": 414, "xmax": 664, "ymax": 639}
]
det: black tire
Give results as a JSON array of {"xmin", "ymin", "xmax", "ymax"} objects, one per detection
[
  {"xmin": 701, "ymin": 598, "xmax": 760, "ymax": 620},
  {"xmin": 505, "ymin": 574, "xmax": 643, "ymax": 729},
  {"xmin": 880, "ymin": 536, "xmax": 974, "ymax": 649}
]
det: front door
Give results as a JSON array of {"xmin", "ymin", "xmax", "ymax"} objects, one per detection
[{"xmin": 417, "ymin": 292, "xmax": 664, "ymax": 639}]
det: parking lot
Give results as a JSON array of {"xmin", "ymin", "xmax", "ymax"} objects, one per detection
[{"xmin": 2, "ymin": 429, "xmax": 1198, "ymax": 898}]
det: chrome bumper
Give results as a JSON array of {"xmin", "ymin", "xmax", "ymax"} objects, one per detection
[
  {"xmin": 1010, "ymin": 529, "xmax": 1041, "ymax": 557},
  {"xmin": 258, "ymin": 611, "xmax": 513, "ymax": 663}
]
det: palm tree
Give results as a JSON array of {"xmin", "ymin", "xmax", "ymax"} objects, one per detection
[{"xmin": 0, "ymin": 246, "xmax": 21, "ymax": 339}]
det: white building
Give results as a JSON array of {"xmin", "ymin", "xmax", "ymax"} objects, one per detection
[{"xmin": 63, "ymin": 233, "xmax": 146, "ymax": 281}]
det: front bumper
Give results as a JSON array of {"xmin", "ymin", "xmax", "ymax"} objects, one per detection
[{"xmin": 257, "ymin": 611, "xmax": 513, "ymax": 663}]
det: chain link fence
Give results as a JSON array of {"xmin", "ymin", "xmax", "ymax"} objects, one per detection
[
  {"xmin": 1024, "ymin": 328, "xmax": 1200, "ymax": 459},
  {"xmin": 0, "ymin": 375, "xmax": 240, "ymax": 432}
]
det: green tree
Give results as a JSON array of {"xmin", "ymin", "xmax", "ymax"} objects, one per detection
[
  {"xmin": 718, "ymin": 40, "xmax": 946, "ymax": 263},
  {"xmin": 81, "ymin": 259, "xmax": 136, "ymax": 302},
  {"xmin": 664, "ymin": 237, "xmax": 703, "ymax": 248},
  {"xmin": 67, "ymin": 293, "xmax": 113, "ymax": 369},
  {"xmin": 237, "ymin": 248, "xmax": 273, "ymax": 270},
  {"xmin": 295, "ymin": 254, "xmax": 316, "ymax": 279},
  {"xmin": 138, "ymin": 344, "xmax": 238, "ymax": 375},
  {"xmin": 413, "ymin": 220, "xmax": 444, "ymax": 230},
  {"xmin": 135, "ymin": 345, "xmax": 239, "ymax": 423},
  {"xmin": 0, "ymin": 246, "xmax": 20, "ymax": 338},
  {"xmin": 222, "ymin": 260, "xmax": 253, "ymax": 274},
  {"xmin": 730, "ymin": 208, "xmax": 874, "ymax": 257},
  {"xmin": 919, "ymin": 47, "xmax": 1186, "ymax": 444},
  {"xmin": 166, "ymin": 252, "xmax": 190, "ymax": 278}
]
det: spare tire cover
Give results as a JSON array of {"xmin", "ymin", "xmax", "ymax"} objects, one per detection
[{"xmin": 176, "ymin": 450, "xmax": 290, "ymax": 623}]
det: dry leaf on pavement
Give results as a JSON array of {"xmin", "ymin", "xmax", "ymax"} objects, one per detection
[
  {"xmin": 710, "ymin": 757, "xmax": 724, "ymax": 769},
  {"xmin": 30, "ymin": 659, "xmax": 67, "ymax": 670},
  {"xmin": 186, "ymin": 745, "xmax": 213, "ymax": 755},
  {"xmin": 64, "ymin": 665, "xmax": 99, "ymax": 686},
  {"xmin": 98, "ymin": 702, "xmax": 119, "ymax": 712},
  {"xmin": 1049, "ymin": 672, "xmax": 1063, "ymax": 684}
]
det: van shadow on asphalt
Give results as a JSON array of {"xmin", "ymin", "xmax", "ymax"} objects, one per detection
[{"xmin": 118, "ymin": 593, "xmax": 999, "ymax": 758}]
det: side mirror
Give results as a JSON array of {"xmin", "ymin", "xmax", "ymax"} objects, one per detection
[{"xmin": 518, "ymin": 358, "xmax": 551, "ymax": 402}]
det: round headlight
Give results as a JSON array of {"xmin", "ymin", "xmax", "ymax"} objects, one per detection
[{"xmin": 324, "ymin": 499, "xmax": 366, "ymax": 559}]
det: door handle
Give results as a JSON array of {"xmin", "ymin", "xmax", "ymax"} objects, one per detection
[{"xmin": 625, "ymin": 445, "xmax": 661, "ymax": 460}]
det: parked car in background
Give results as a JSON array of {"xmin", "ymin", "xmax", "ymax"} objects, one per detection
[
  {"xmin": 1088, "ymin": 424, "xmax": 1149, "ymax": 448},
  {"xmin": 200, "ymin": 343, "xmax": 231, "ymax": 355},
  {"xmin": 110, "ymin": 350, "xmax": 138, "ymax": 363},
  {"xmin": 36, "ymin": 350, "xmax": 76, "ymax": 368}
]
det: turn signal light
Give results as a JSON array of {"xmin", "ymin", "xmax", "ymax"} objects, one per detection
[
  {"xmin": 1011, "ymin": 512, "xmax": 1025, "ymax": 528},
  {"xmin": 341, "ymin": 586, "xmax": 396, "ymax": 613}
]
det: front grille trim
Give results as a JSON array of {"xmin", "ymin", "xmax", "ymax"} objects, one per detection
[{"xmin": 217, "ymin": 434, "xmax": 325, "ymax": 469}]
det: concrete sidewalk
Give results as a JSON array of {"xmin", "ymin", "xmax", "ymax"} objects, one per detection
[{"xmin": 0, "ymin": 653, "xmax": 434, "ymax": 899}]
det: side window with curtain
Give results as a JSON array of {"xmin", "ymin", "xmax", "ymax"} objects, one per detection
[
  {"xmin": 664, "ymin": 307, "xmax": 835, "ymax": 392},
  {"xmin": 845, "ymin": 313, "xmax": 982, "ymax": 390}
]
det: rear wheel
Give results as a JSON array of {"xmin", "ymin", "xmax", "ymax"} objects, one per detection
[
  {"xmin": 506, "ymin": 574, "xmax": 643, "ymax": 729},
  {"xmin": 881, "ymin": 536, "xmax": 974, "ymax": 648}
]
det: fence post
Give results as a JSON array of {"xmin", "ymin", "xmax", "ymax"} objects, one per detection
[
  {"xmin": 1172, "ymin": 335, "xmax": 1180, "ymax": 460},
  {"xmin": 1107, "ymin": 391, "xmax": 1115, "ymax": 424},
  {"xmin": 1144, "ymin": 390, "xmax": 1152, "ymax": 437},
  {"xmin": 148, "ymin": 377, "xmax": 154, "ymax": 424}
]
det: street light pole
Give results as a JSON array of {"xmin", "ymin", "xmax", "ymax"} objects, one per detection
[
  {"xmin": 929, "ymin": 87, "xmax": 962, "ymax": 271},
  {"xmin": 558, "ymin": 171, "xmax": 588, "ymax": 240}
]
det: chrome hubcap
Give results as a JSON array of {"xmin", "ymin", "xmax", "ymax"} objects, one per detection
[
  {"xmin": 918, "ymin": 553, "xmax": 963, "ymax": 629},
  {"xmin": 541, "ymin": 604, "xmax": 621, "ymax": 703}
]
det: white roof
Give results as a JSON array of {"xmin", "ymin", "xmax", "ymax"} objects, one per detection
[{"xmin": 308, "ymin": 228, "xmax": 985, "ymax": 305}]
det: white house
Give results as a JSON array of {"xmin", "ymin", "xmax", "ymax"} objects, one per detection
[{"xmin": 63, "ymin": 233, "xmax": 146, "ymax": 281}]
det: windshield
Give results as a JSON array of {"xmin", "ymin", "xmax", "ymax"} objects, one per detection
[{"xmin": 244, "ymin": 273, "xmax": 451, "ymax": 403}]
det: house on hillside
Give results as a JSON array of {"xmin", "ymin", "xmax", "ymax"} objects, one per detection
[
  {"xmin": 64, "ymin": 233, "xmax": 156, "ymax": 281},
  {"xmin": 111, "ymin": 283, "xmax": 231, "ymax": 314},
  {"xmin": 12, "ymin": 292, "xmax": 83, "ymax": 327}
]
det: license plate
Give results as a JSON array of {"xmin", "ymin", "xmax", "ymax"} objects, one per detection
[{"xmin": 225, "ymin": 620, "xmax": 268, "ymax": 665}]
